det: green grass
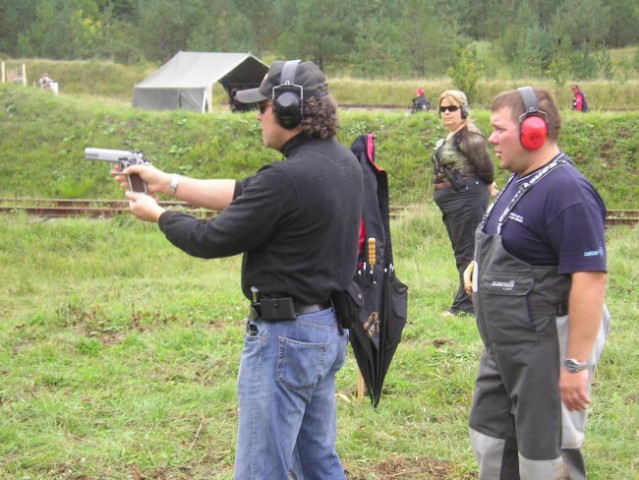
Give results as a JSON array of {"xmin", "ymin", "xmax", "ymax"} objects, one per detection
[
  {"xmin": 1, "ymin": 206, "xmax": 638, "ymax": 479},
  {"xmin": 1, "ymin": 84, "xmax": 638, "ymax": 210}
]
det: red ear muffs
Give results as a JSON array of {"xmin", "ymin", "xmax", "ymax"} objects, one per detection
[
  {"xmin": 519, "ymin": 114, "xmax": 548, "ymax": 151},
  {"xmin": 517, "ymin": 86, "xmax": 548, "ymax": 151}
]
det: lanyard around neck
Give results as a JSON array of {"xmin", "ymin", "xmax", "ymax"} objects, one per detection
[{"xmin": 483, "ymin": 152, "xmax": 569, "ymax": 234}]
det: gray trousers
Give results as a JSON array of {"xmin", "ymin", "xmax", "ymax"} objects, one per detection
[{"xmin": 470, "ymin": 314, "xmax": 609, "ymax": 480}]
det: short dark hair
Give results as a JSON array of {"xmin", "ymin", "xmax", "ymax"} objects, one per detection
[
  {"xmin": 492, "ymin": 87, "xmax": 561, "ymax": 141},
  {"xmin": 299, "ymin": 94, "xmax": 339, "ymax": 139}
]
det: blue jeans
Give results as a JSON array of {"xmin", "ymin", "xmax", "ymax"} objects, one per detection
[{"xmin": 234, "ymin": 308, "xmax": 348, "ymax": 480}]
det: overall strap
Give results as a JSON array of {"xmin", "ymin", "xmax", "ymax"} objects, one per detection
[{"xmin": 480, "ymin": 153, "xmax": 569, "ymax": 234}]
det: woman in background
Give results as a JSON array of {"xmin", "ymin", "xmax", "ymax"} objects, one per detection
[{"xmin": 432, "ymin": 90, "xmax": 495, "ymax": 317}]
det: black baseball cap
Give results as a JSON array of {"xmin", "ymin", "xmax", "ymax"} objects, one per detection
[{"xmin": 235, "ymin": 60, "xmax": 327, "ymax": 104}]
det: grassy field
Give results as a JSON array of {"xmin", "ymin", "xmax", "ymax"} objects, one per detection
[
  {"xmin": 1, "ymin": 84, "xmax": 638, "ymax": 211},
  {"xmin": 0, "ymin": 206, "xmax": 637, "ymax": 479},
  {"xmin": 1, "ymin": 61, "xmax": 638, "ymax": 479}
]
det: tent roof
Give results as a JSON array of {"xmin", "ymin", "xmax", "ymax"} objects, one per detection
[{"xmin": 135, "ymin": 51, "xmax": 268, "ymax": 89}]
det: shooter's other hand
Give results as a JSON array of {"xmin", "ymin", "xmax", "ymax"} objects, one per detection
[{"xmin": 125, "ymin": 191, "xmax": 166, "ymax": 223}]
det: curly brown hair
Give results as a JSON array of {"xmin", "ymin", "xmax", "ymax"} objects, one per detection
[{"xmin": 299, "ymin": 93, "xmax": 339, "ymax": 139}]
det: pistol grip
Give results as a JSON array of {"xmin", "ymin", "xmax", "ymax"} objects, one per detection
[{"xmin": 128, "ymin": 173, "xmax": 147, "ymax": 194}]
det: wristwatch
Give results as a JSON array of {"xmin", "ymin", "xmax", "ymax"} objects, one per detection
[
  {"xmin": 169, "ymin": 173, "xmax": 181, "ymax": 196},
  {"xmin": 564, "ymin": 358, "xmax": 589, "ymax": 373}
]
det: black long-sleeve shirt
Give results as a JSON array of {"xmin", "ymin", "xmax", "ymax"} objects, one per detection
[{"xmin": 158, "ymin": 135, "xmax": 364, "ymax": 304}]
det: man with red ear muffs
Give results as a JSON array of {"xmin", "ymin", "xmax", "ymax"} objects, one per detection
[{"xmin": 465, "ymin": 86, "xmax": 609, "ymax": 479}]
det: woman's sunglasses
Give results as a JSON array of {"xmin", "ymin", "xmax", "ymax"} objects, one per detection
[{"xmin": 439, "ymin": 105, "xmax": 460, "ymax": 113}]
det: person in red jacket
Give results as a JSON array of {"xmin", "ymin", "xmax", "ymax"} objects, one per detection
[{"xmin": 570, "ymin": 84, "xmax": 589, "ymax": 112}]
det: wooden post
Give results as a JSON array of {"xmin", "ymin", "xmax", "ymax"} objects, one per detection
[
  {"xmin": 357, "ymin": 371, "xmax": 365, "ymax": 402},
  {"xmin": 1, "ymin": 62, "xmax": 5, "ymax": 83},
  {"xmin": 21, "ymin": 63, "xmax": 27, "ymax": 86}
]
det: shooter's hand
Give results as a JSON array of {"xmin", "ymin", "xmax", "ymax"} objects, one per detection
[
  {"xmin": 112, "ymin": 164, "xmax": 130, "ymax": 190},
  {"xmin": 113, "ymin": 164, "xmax": 171, "ymax": 195},
  {"xmin": 125, "ymin": 191, "xmax": 166, "ymax": 223}
]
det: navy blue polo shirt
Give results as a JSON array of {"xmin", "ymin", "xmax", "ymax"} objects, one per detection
[{"xmin": 483, "ymin": 155, "xmax": 607, "ymax": 274}]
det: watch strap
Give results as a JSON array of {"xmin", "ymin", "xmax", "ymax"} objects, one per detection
[{"xmin": 169, "ymin": 173, "xmax": 180, "ymax": 196}]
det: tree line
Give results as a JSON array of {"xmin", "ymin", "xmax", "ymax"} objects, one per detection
[{"xmin": 1, "ymin": 0, "xmax": 638, "ymax": 82}]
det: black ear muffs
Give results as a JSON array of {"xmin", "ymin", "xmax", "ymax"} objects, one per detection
[
  {"xmin": 518, "ymin": 86, "xmax": 548, "ymax": 151},
  {"xmin": 460, "ymin": 104, "xmax": 469, "ymax": 119},
  {"xmin": 272, "ymin": 60, "xmax": 303, "ymax": 129}
]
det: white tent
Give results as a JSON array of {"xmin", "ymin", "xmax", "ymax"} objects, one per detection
[{"xmin": 132, "ymin": 51, "xmax": 268, "ymax": 113}]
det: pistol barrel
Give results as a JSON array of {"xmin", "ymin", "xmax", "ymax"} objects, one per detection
[{"xmin": 85, "ymin": 147, "xmax": 136, "ymax": 163}]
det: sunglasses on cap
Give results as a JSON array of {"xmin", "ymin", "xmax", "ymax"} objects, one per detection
[{"xmin": 439, "ymin": 105, "xmax": 461, "ymax": 113}]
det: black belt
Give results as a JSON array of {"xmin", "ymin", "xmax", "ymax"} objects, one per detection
[
  {"xmin": 249, "ymin": 298, "xmax": 333, "ymax": 321},
  {"xmin": 296, "ymin": 300, "xmax": 333, "ymax": 315}
]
